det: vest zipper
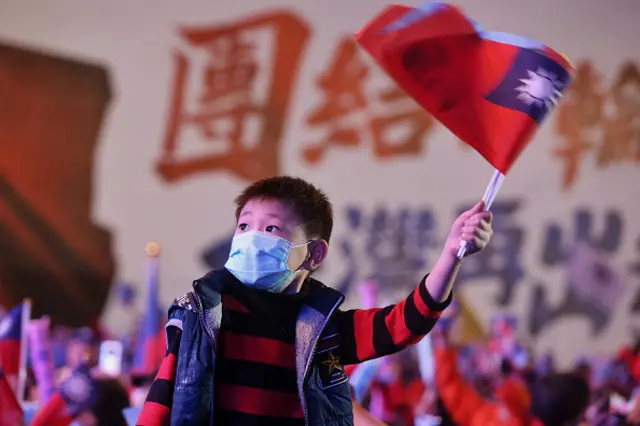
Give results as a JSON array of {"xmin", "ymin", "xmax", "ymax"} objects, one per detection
[
  {"xmin": 192, "ymin": 284, "xmax": 217, "ymax": 426},
  {"xmin": 301, "ymin": 297, "xmax": 345, "ymax": 426}
]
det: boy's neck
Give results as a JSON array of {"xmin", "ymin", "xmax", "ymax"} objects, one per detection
[{"xmin": 283, "ymin": 271, "xmax": 310, "ymax": 294}]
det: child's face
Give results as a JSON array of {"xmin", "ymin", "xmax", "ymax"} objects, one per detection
[{"xmin": 236, "ymin": 197, "xmax": 326, "ymax": 272}]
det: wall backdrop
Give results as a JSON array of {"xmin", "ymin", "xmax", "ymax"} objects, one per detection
[{"xmin": 0, "ymin": 0, "xmax": 638, "ymax": 366}]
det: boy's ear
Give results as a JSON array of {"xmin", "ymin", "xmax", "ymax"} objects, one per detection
[{"xmin": 305, "ymin": 239, "xmax": 329, "ymax": 271}]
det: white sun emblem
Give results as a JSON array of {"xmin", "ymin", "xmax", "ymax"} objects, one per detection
[
  {"xmin": 515, "ymin": 67, "xmax": 564, "ymax": 109},
  {"xmin": 0, "ymin": 317, "xmax": 12, "ymax": 337}
]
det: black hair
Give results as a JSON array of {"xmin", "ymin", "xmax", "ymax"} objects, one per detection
[{"xmin": 235, "ymin": 176, "xmax": 334, "ymax": 243}]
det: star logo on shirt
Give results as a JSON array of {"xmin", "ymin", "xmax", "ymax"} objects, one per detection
[{"xmin": 321, "ymin": 352, "xmax": 343, "ymax": 373}]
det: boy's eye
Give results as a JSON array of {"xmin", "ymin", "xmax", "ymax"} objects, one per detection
[
  {"xmin": 265, "ymin": 225, "xmax": 280, "ymax": 233},
  {"xmin": 238, "ymin": 223, "xmax": 249, "ymax": 231}
]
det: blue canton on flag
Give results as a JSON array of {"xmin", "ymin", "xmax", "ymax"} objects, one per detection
[
  {"xmin": 485, "ymin": 48, "xmax": 572, "ymax": 124},
  {"xmin": 0, "ymin": 305, "xmax": 22, "ymax": 340}
]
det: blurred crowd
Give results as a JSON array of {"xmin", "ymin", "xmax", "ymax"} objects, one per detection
[{"xmin": 1, "ymin": 278, "xmax": 640, "ymax": 426}]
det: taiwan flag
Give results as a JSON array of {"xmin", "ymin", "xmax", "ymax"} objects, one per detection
[
  {"xmin": 132, "ymin": 244, "xmax": 166, "ymax": 376},
  {"xmin": 0, "ymin": 303, "xmax": 25, "ymax": 376},
  {"xmin": 356, "ymin": 2, "xmax": 574, "ymax": 174},
  {"xmin": 0, "ymin": 364, "xmax": 23, "ymax": 426}
]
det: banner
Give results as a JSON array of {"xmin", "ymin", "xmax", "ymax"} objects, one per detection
[{"xmin": 0, "ymin": 0, "xmax": 637, "ymax": 366}]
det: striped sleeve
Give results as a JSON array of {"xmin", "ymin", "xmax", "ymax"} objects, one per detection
[
  {"xmin": 136, "ymin": 323, "xmax": 182, "ymax": 426},
  {"xmin": 336, "ymin": 275, "xmax": 452, "ymax": 365}
]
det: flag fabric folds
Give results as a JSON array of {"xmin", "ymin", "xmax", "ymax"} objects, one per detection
[
  {"xmin": 0, "ymin": 303, "xmax": 25, "ymax": 376},
  {"xmin": 0, "ymin": 364, "xmax": 23, "ymax": 426},
  {"xmin": 355, "ymin": 1, "xmax": 574, "ymax": 174}
]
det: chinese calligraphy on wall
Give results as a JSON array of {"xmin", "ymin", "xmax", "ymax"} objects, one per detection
[
  {"xmin": 201, "ymin": 199, "xmax": 637, "ymax": 340},
  {"xmin": 154, "ymin": 10, "xmax": 639, "ymax": 191}
]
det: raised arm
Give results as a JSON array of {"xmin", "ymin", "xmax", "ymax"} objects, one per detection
[
  {"xmin": 336, "ymin": 201, "xmax": 492, "ymax": 365},
  {"xmin": 336, "ymin": 275, "xmax": 451, "ymax": 364}
]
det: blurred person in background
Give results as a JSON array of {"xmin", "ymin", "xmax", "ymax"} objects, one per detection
[
  {"xmin": 414, "ymin": 385, "xmax": 457, "ymax": 426},
  {"xmin": 625, "ymin": 390, "xmax": 640, "ymax": 425},
  {"xmin": 619, "ymin": 335, "xmax": 640, "ymax": 384},
  {"xmin": 31, "ymin": 362, "xmax": 131, "ymax": 426},
  {"xmin": 91, "ymin": 377, "xmax": 130, "ymax": 426},
  {"xmin": 573, "ymin": 356, "xmax": 595, "ymax": 386},
  {"xmin": 353, "ymin": 400, "xmax": 388, "ymax": 426},
  {"xmin": 57, "ymin": 328, "xmax": 100, "ymax": 383},
  {"xmin": 51, "ymin": 326, "xmax": 74, "ymax": 369},
  {"xmin": 369, "ymin": 349, "xmax": 425, "ymax": 426},
  {"xmin": 489, "ymin": 314, "xmax": 532, "ymax": 376},
  {"xmin": 530, "ymin": 372, "xmax": 590, "ymax": 426},
  {"xmin": 432, "ymin": 316, "xmax": 539, "ymax": 426},
  {"xmin": 533, "ymin": 353, "xmax": 555, "ymax": 380},
  {"xmin": 577, "ymin": 358, "xmax": 638, "ymax": 426},
  {"xmin": 351, "ymin": 385, "xmax": 388, "ymax": 426}
]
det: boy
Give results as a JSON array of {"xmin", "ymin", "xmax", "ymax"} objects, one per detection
[{"xmin": 137, "ymin": 176, "xmax": 493, "ymax": 426}]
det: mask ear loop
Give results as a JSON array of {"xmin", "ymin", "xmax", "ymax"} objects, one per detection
[{"xmin": 291, "ymin": 240, "xmax": 314, "ymax": 272}]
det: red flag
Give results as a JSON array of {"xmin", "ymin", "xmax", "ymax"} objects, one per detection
[
  {"xmin": 0, "ymin": 303, "xmax": 25, "ymax": 375},
  {"xmin": 31, "ymin": 362, "xmax": 97, "ymax": 426},
  {"xmin": 356, "ymin": 2, "xmax": 574, "ymax": 174},
  {"xmin": 0, "ymin": 365, "xmax": 23, "ymax": 426}
]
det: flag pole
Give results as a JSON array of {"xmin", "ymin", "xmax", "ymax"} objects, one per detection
[
  {"xmin": 456, "ymin": 168, "xmax": 505, "ymax": 259},
  {"xmin": 143, "ymin": 242, "xmax": 161, "ymax": 373},
  {"xmin": 17, "ymin": 298, "xmax": 31, "ymax": 405}
]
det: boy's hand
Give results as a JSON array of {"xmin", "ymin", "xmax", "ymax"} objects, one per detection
[{"xmin": 445, "ymin": 201, "xmax": 493, "ymax": 258}]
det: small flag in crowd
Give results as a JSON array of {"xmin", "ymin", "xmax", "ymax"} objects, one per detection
[
  {"xmin": 29, "ymin": 362, "xmax": 97, "ymax": 426},
  {"xmin": 132, "ymin": 242, "xmax": 167, "ymax": 376},
  {"xmin": 0, "ymin": 363, "xmax": 23, "ymax": 426},
  {"xmin": 355, "ymin": 1, "xmax": 574, "ymax": 174},
  {"xmin": 28, "ymin": 316, "xmax": 56, "ymax": 404},
  {"xmin": 0, "ymin": 302, "xmax": 26, "ymax": 375}
]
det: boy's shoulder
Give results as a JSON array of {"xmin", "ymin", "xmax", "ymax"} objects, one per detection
[
  {"xmin": 167, "ymin": 268, "xmax": 227, "ymax": 315},
  {"xmin": 170, "ymin": 291, "xmax": 198, "ymax": 314}
]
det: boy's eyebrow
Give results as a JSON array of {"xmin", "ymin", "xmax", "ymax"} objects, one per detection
[{"xmin": 238, "ymin": 211, "xmax": 283, "ymax": 220}]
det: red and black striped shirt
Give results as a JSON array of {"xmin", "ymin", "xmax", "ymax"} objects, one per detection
[
  {"xmin": 137, "ymin": 275, "xmax": 450, "ymax": 426},
  {"xmin": 215, "ymin": 278, "xmax": 308, "ymax": 425}
]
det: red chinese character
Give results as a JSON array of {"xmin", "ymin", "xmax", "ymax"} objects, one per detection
[
  {"xmin": 553, "ymin": 61, "xmax": 604, "ymax": 190},
  {"xmin": 597, "ymin": 62, "xmax": 640, "ymax": 166},
  {"xmin": 303, "ymin": 37, "xmax": 434, "ymax": 165},
  {"xmin": 157, "ymin": 12, "xmax": 310, "ymax": 182}
]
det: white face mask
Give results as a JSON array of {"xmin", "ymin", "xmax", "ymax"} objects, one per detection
[{"xmin": 224, "ymin": 231, "xmax": 309, "ymax": 293}]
